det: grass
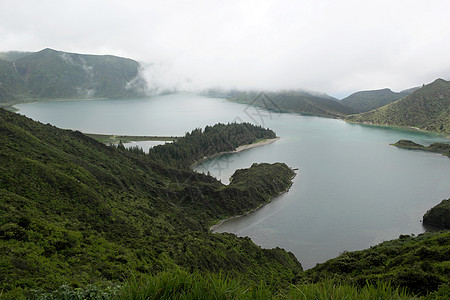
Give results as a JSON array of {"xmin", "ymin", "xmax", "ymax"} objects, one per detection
[
  {"xmin": 83, "ymin": 133, "xmax": 179, "ymax": 144},
  {"xmin": 288, "ymin": 281, "xmax": 417, "ymax": 300},
  {"xmin": 23, "ymin": 270, "xmax": 423, "ymax": 299}
]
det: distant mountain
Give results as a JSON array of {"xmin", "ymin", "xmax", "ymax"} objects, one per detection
[
  {"xmin": 0, "ymin": 51, "xmax": 32, "ymax": 61},
  {"xmin": 228, "ymin": 90, "xmax": 354, "ymax": 118},
  {"xmin": 341, "ymin": 88, "xmax": 414, "ymax": 113},
  {"xmin": 0, "ymin": 48, "xmax": 148, "ymax": 104},
  {"xmin": 400, "ymin": 86, "xmax": 421, "ymax": 94},
  {"xmin": 346, "ymin": 79, "xmax": 450, "ymax": 134}
]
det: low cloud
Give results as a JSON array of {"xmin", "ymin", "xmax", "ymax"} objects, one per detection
[{"xmin": 1, "ymin": 0, "xmax": 449, "ymax": 98}]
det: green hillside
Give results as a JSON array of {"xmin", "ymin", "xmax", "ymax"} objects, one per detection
[
  {"xmin": 341, "ymin": 88, "xmax": 413, "ymax": 113},
  {"xmin": 346, "ymin": 79, "xmax": 450, "ymax": 134},
  {"xmin": 228, "ymin": 91, "xmax": 354, "ymax": 118},
  {"xmin": 0, "ymin": 108, "xmax": 300, "ymax": 297},
  {"xmin": 1, "ymin": 108, "xmax": 449, "ymax": 298},
  {"xmin": 0, "ymin": 51, "xmax": 32, "ymax": 62},
  {"xmin": 0, "ymin": 48, "xmax": 148, "ymax": 105},
  {"xmin": 423, "ymin": 199, "xmax": 450, "ymax": 229},
  {"xmin": 302, "ymin": 231, "xmax": 450, "ymax": 296}
]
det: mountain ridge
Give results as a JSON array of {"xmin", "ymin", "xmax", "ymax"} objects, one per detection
[
  {"xmin": 346, "ymin": 78, "xmax": 450, "ymax": 134},
  {"xmin": 341, "ymin": 87, "xmax": 414, "ymax": 113},
  {"xmin": 0, "ymin": 48, "xmax": 148, "ymax": 105},
  {"xmin": 228, "ymin": 90, "xmax": 354, "ymax": 118}
]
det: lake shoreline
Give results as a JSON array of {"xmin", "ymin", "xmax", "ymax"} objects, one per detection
[
  {"xmin": 190, "ymin": 136, "xmax": 289, "ymax": 232},
  {"xmin": 345, "ymin": 120, "xmax": 450, "ymax": 139},
  {"xmin": 209, "ymin": 171, "xmax": 296, "ymax": 232},
  {"xmin": 191, "ymin": 137, "xmax": 280, "ymax": 169}
]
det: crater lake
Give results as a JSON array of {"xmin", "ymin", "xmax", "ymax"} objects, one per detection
[{"xmin": 15, "ymin": 94, "xmax": 450, "ymax": 269}]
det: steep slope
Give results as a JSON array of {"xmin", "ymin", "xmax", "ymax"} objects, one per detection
[
  {"xmin": 341, "ymin": 88, "xmax": 412, "ymax": 113},
  {"xmin": 423, "ymin": 199, "xmax": 450, "ymax": 229},
  {"xmin": 0, "ymin": 109, "xmax": 301, "ymax": 295},
  {"xmin": 0, "ymin": 59, "xmax": 23, "ymax": 103},
  {"xmin": 303, "ymin": 230, "xmax": 450, "ymax": 295},
  {"xmin": 0, "ymin": 48, "xmax": 148, "ymax": 104},
  {"xmin": 346, "ymin": 79, "xmax": 450, "ymax": 134},
  {"xmin": 228, "ymin": 90, "xmax": 354, "ymax": 118}
]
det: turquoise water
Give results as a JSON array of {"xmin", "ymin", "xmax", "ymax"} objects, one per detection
[{"xmin": 16, "ymin": 95, "xmax": 450, "ymax": 269}]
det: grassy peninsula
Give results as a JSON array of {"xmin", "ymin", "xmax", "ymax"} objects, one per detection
[
  {"xmin": 83, "ymin": 133, "xmax": 179, "ymax": 144},
  {"xmin": 391, "ymin": 140, "xmax": 450, "ymax": 157}
]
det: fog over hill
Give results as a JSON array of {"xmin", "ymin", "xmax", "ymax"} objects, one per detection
[
  {"xmin": 340, "ymin": 88, "xmax": 415, "ymax": 113},
  {"xmin": 0, "ymin": 48, "xmax": 148, "ymax": 104}
]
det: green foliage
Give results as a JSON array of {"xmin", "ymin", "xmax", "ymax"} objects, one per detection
[
  {"xmin": 302, "ymin": 231, "xmax": 450, "ymax": 295},
  {"xmin": 288, "ymin": 279, "xmax": 416, "ymax": 300},
  {"xmin": 149, "ymin": 122, "xmax": 276, "ymax": 169},
  {"xmin": 392, "ymin": 140, "xmax": 450, "ymax": 157},
  {"xmin": 347, "ymin": 79, "xmax": 450, "ymax": 134},
  {"xmin": 341, "ymin": 88, "xmax": 413, "ymax": 113},
  {"xmin": 0, "ymin": 48, "xmax": 147, "ymax": 105},
  {"xmin": 23, "ymin": 271, "xmax": 421, "ymax": 299},
  {"xmin": 1, "ymin": 107, "xmax": 448, "ymax": 299},
  {"xmin": 117, "ymin": 269, "xmax": 247, "ymax": 300},
  {"xmin": 0, "ymin": 108, "xmax": 301, "ymax": 295},
  {"xmin": 228, "ymin": 91, "xmax": 353, "ymax": 118},
  {"xmin": 423, "ymin": 199, "xmax": 450, "ymax": 229}
]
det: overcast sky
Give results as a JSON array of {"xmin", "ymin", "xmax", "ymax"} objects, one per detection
[{"xmin": 1, "ymin": 0, "xmax": 449, "ymax": 98}]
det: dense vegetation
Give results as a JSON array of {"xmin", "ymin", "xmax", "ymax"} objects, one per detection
[
  {"xmin": 1, "ymin": 85, "xmax": 449, "ymax": 297},
  {"xmin": 346, "ymin": 79, "xmax": 450, "ymax": 134},
  {"xmin": 301, "ymin": 231, "xmax": 450, "ymax": 296},
  {"xmin": 392, "ymin": 140, "xmax": 450, "ymax": 157},
  {"xmin": 1, "ymin": 108, "xmax": 449, "ymax": 298},
  {"xmin": 30, "ymin": 269, "xmax": 419, "ymax": 300},
  {"xmin": 228, "ymin": 90, "xmax": 354, "ymax": 118},
  {"xmin": 423, "ymin": 199, "xmax": 450, "ymax": 229},
  {"xmin": 0, "ymin": 108, "xmax": 301, "ymax": 298},
  {"xmin": 0, "ymin": 48, "xmax": 147, "ymax": 105},
  {"xmin": 149, "ymin": 122, "xmax": 276, "ymax": 168},
  {"xmin": 341, "ymin": 88, "xmax": 414, "ymax": 113}
]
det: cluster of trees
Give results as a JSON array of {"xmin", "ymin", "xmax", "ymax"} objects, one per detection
[
  {"xmin": 423, "ymin": 199, "xmax": 450, "ymax": 229},
  {"xmin": 149, "ymin": 122, "xmax": 276, "ymax": 168},
  {"xmin": 1, "ymin": 108, "xmax": 449, "ymax": 298},
  {"xmin": 301, "ymin": 231, "xmax": 450, "ymax": 296},
  {"xmin": 0, "ymin": 109, "xmax": 298, "ymax": 298}
]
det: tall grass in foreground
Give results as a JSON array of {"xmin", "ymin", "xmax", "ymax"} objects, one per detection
[
  {"xmin": 13, "ymin": 269, "xmax": 434, "ymax": 299},
  {"xmin": 288, "ymin": 281, "xmax": 418, "ymax": 300},
  {"xmin": 117, "ymin": 270, "xmax": 246, "ymax": 300},
  {"xmin": 116, "ymin": 269, "xmax": 420, "ymax": 300}
]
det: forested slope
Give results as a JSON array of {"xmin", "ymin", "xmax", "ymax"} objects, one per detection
[
  {"xmin": 346, "ymin": 79, "xmax": 450, "ymax": 134},
  {"xmin": 0, "ymin": 48, "xmax": 148, "ymax": 105},
  {"xmin": 228, "ymin": 91, "xmax": 353, "ymax": 118},
  {"xmin": 341, "ymin": 88, "xmax": 412, "ymax": 113},
  {"xmin": 0, "ymin": 109, "xmax": 300, "ymax": 297}
]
